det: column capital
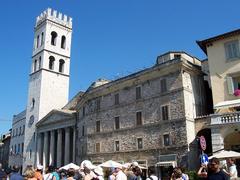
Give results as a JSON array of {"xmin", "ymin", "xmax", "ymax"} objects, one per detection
[
  {"xmin": 58, "ymin": 129, "xmax": 62, "ymax": 133},
  {"xmin": 65, "ymin": 127, "xmax": 70, "ymax": 132}
]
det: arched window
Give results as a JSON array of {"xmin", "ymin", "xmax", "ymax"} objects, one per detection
[
  {"xmin": 36, "ymin": 35, "xmax": 40, "ymax": 48},
  {"xmin": 61, "ymin": 36, "xmax": 66, "ymax": 49},
  {"xmin": 41, "ymin": 32, "xmax": 44, "ymax": 46},
  {"xmin": 51, "ymin": 31, "xmax": 57, "ymax": 46},
  {"xmin": 49, "ymin": 56, "xmax": 55, "ymax": 70},
  {"xmin": 34, "ymin": 59, "xmax": 37, "ymax": 72},
  {"xmin": 38, "ymin": 56, "xmax": 41, "ymax": 69},
  {"xmin": 59, "ymin": 59, "xmax": 65, "ymax": 73}
]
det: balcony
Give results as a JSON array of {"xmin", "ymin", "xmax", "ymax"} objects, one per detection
[{"xmin": 211, "ymin": 112, "xmax": 240, "ymax": 125}]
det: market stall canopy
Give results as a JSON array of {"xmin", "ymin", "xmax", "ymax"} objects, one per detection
[
  {"xmin": 209, "ymin": 150, "xmax": 240, "ymax": 159},
  {"xmin": 60, "ymin": 163, "xmax": 80, "ymax": 170},
  {"xmin": 99, "ymin": 160, "xmax": 122, "ymax": 168}
]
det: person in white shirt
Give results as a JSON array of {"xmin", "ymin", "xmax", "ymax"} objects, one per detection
[
  {"xmin": 226, "ymin": 158, "xmax": 238, "ymax": 179},
  {"xmin": 115, "ymin": 166, "xmax": 127, "ymax": 180},
  {"xmin": 146, "ymin": 167, "xmax": 158, "ymax": 180}
]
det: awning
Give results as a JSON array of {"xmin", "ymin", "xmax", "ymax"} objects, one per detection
[
  {"xmin": 155, "ymin": 161, "xmax": 176, "ymax": 167},
  {"xmin": 214, "ymin": 99, "xmax": 240, "ymax": 109}
]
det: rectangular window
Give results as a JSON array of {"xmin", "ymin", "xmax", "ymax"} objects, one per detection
[
  {"xmin": 225, "ymin": 40, "xmax": 240, "ymax": 60},
  {"xmin": 83, "ymin": 106, "xmax": 85, "ymax": 117},
  {"xmin": 233, "ymin": 76, "xmax": 240, "ymax": 90},
  {"xmin": 22, "ymin": 143, "xmax": 24, "ymax": 154},
  {"xmin": 96, "ymin": 121, "xmax": 100, "ymax": 132},
  {"xmin": 18, "ymin": 144, "xmax": 20, "ymax": 153},
  {"xmin": 96, "ymin": 98, "xmax": 101, "ymax": 111},
  {"xmin": 162, "ymin": 105, "xmax": 169, "ymax": 120},
  {"xmin": 136, "ymin": 86, "xmax": 142, "ymax": 100},
  {"xmin": 136, "ymin": 111, "xmax": 142, "ymax": 125},
  {"xmin": 82, "ymin": 126, "xmax": 85, "ymax": 136},
  {"xmin": 115, "ymin": 141, "xmax": 120, "ymax": 151},
  {"xmin": 96, "ymin": 143, "xmax": 100, "ymax": 153},
  {"xmin": 163, "ymin": 134, "xmax": 170, "ymax": 146},
  {"xmin": 115, "ymin": 117, "xmax": 120, "ymax": 130},
  {"xmin": 114, "ymin": 93, "xmax": 119, "ymax": 105},
  {"xmin": 137, "ymin": 138, "xmax": 143, "ymax": 149},
  {"xmin": 160, "ymin": 79, "xmax": 167, "ymax": 93}
]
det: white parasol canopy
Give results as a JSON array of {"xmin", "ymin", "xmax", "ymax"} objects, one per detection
[
  {"xmin": 209, "ymin": 150, "xmax": 240, "ymax": 159},
  {"xmin": 99, "ymin": 160, "xmax": 122, "ymax": 168},
  {"xmin": 122, "ymin": 162, "xmax": 147, "ymax": 169},
  {"xmin": 60, "ymin": 163, "xmax": 80, "ymax": 170}
]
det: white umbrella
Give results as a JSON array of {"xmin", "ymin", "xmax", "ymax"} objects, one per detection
[
  {"xmin": 209, "ymin": 150, "xmax": 240, "ymax": 159},
  {"xmin": 99, "ymin": 160, "xmax": 122, "ymax": 168},
  {"xmin": 60, "ymin": 163, "xmax": 80, "ymax": 170}
]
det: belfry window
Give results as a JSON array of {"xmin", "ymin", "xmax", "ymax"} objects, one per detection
[
  {"xmin": 51, "ymin": 31, "xmax": 57, "ymax": 46},
  {"xmin": 59, "ymin": 59, "xmax": 65, "ymax": 73},
  {"xmin": 38, "ymin": 56, "xmax": 41, "ymax": 69},
  {"xmin": 41, "ymin": 32, "xmax": 44, "ymax": 46},
  {"xmin": 61, "ymin": 36, "xmax": 66, "ymax": 49},
  {"xmin": 34, "ymin": 59, "xmax": 37, "ymax": 72},
  {"xmin": 49, "ymin": 56, "xmax": 55, "ymax": 70},
  {"xmin": 36, "ymin": 35, "xmax": 40, "ymax": 48}
]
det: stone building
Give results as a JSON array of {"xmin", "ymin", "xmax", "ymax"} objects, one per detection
[
  {"xmin": 8, "ymin": 110, "xmax": 26, "ymax": 169},
  {"xmin": 75, "ymin": 51, "xmax": 207, "ymax": 172},
  {"xmin": 196, "ymin": 29, "xmax": 240, "ymax": 154},
  {"xmin": 0, "ymin": 132, "xmax": 11, "ymax": 169}
]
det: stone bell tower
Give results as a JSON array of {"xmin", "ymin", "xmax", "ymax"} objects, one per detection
[{"xmin": 23, "ymin": 8, "xmax": 72, "ymax": 167}]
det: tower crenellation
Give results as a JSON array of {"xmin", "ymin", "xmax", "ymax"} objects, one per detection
[{"xmin": 35, "ymin": 8, "xmax": 72, "ymax": 29}]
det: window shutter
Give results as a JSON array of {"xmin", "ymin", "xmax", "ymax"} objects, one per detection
[{"xmin": 226, "ymin": 76, "xmax": 234, "ymax": 94}]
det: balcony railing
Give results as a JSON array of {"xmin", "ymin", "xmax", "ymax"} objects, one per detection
[{"xmin": 211, "ymin": 112, "xmax": 240, "ymax": 125}]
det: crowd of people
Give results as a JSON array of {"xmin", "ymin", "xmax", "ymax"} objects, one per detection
[{"xmin": 0, "ymin": 157, "xmax": 239, "ymax": 180}]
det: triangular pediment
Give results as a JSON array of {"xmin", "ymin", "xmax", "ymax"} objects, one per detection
[{"xmin": 36, "ymin": 109, "xmax": 75, "ymax": 127}]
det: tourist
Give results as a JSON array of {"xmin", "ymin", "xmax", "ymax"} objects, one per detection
[
  {"xmin": 67, "ymin": 168, "xmax": 75, "ymax": 180},
  {"xmin": 43, "ymin": 166, "xmax": 54, "ymax": 180},
  {"xmin": 10, "ymin": 165, "xmax": 23, "ymax": 180},
  {"xmin": 93, "ymin": 166, "xmax": 104, "ymax": 180},
  {"xmin": 132, "ymin": 167, "xmax": 142, "ymax": 180},
  {"xmin": 180, "ymin": 167, "xmax": 189, "ymax": 180},
  {"xmin": 146, "ymin": 167, "xmax": 158, "ymax": 180},
  {"xmin": 208, "ymin": 158, "xmax": 229, "ymax": 180},
  {"xmin": 198, "ymin": 157, "xmax": 229, "ymax": 180},
  {"xmin": 59, "ymin": 169, "xmax": 68, "ymax": 180},
  {"xmin": 0, "ymin": 163, "xmax": 6, "ymax": 180},
  {"xmin": 23, "ymin": 166, "xmax": 37, "ymax": 180},
  {"xmin": 5, "ymin": 167, "xmax": 12, "ymax": 180},
  {"xmin": 115, "ymin": 166, "xmax": 127, "ymax": 180},
  {"xmin": 34, "ymin": 165, "xmax": 43, "ymax": 180},
  {"xmin": 108, "ymin": 168, "xmax": 116, "ymax": 180},
  {"xmin": 79, "ymin": 160, "xmax": 97, "ymax": 180},
  {"xmin": 170, "ymin": 168, "xmax": 184, "ymax": 180},
  {"xmin": 51, "ymin": 167, "xmax": 60, "ymax": 180},
  {"xmin": 224, "ymin": 158, "xmax": 238, "ymax": 179}
]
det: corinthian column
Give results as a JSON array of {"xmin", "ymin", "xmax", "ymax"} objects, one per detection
[
  {"xmin": 36, "ymin": 133, "xmax": 42, "ymax": 166},
  {"xmin": 43, "ymin": 131, "xmax": 49, "ymax": 169},
  {"xmin": 49, "ymin": 130, "xmax": 55, "ymax": 166},
  {"xmin": 72, "ymin": 128, "xmax": 76, "ymax": 163},
  {"xmin": 64, "ymin": 128, "xmax": 70, "ymax": 165},
  {"xmin": 57, "ymin": 129, "xmax": 62, "ymax": 167}
]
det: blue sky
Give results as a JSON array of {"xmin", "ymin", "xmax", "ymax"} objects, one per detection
[{"xmin": 0, "ymin": 0, "xmax": 240, "ymax": 135}]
